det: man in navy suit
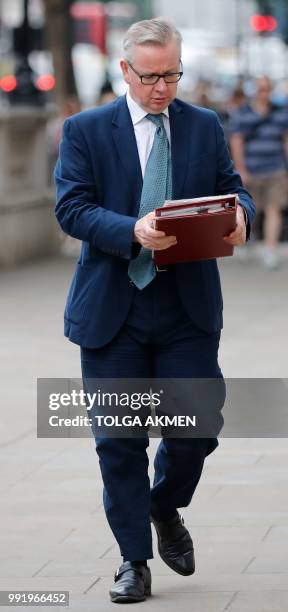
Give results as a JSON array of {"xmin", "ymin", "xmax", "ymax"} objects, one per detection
[{"xmin": 55, "ymin": 18, "xmax": 255, "ymax": 604}]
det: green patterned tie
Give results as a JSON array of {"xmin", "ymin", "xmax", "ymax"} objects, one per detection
[{"xmin": 128, "ymin": 113, "xmax": 172, "ymax": 290}]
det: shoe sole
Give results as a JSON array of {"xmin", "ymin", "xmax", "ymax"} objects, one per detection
[{"xmin": 110, "ymin": 587, "xmax": 151, "ymax": 603}]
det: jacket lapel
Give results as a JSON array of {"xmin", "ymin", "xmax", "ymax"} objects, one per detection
[
  {"xmin": 111, "ymin": 96, "xmax": 143, "ymax": 213},
  {"xmin": 169, "ymin": 100, "xmax": 190, "ymax": 199}
]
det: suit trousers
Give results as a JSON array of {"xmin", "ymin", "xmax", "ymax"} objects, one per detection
[{"xmin": 80, "ymin": 267, "xmax": 223, "ymax": 560}]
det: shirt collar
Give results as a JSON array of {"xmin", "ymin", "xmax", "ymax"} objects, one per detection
[{"xmin": 126, "ymin": 91, "xmax": 169, "ymax": 125}]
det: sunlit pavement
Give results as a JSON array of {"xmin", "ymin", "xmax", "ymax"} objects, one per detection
[{"xmin": 1, "ymin": 249, "xmax": 288, "ymax": 611}]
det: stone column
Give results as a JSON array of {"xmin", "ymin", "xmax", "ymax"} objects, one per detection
[{"xmin": 0, "ymin": 105, "xmax": 60, "ymax": 267}]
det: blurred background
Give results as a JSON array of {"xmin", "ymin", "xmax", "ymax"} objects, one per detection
[
  {"xmin": 1, "ymin": 0, "xmax": 288, "ymax": 267},
  {"xmin": 0, "ymin": 0, "xmax": 288, "ymax": 268}
]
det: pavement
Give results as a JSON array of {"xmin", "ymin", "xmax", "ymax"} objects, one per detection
[{"xmin": 1, "ymin": 246, "xmax": 288, "ymax": 612}]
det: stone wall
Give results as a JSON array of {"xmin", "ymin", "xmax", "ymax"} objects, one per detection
[{"xmin": 0, "ymin": 106, "xmax": 60, "ymax": 267}]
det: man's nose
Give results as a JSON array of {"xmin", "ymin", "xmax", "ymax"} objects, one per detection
[{"xmin": 154, "ymin": 77, "xmax": 168, "ymax": 92}]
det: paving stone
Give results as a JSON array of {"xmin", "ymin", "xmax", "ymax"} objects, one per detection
[
  {"xmin": 245, "ymin": 542, "xmax": 288, "ymax": 574},
  {"xmin": 0, "ymin": 576, "xmax": 92, "ymax": 595},
  {"xmin": 0, "ymin": 559, "xmax": 55, "ymax": 579},
  {"xmin": 203, "ymin": 484, "xmax": 288, "ymax": 514},
  {"xmin": 183, "ymin": 524, "xmax": 268, "ymax": 545},
  {"xmin": 263, "ymin": 525, "xmax": 288, "ymax": 542},
  {"xmin": 227, "ymin": 590, "xmax": 288, "ymax": 611}
]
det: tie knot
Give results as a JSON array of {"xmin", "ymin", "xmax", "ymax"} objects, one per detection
[{"xmin": 146, "ymin": 113, "xmax": 164, "ymax": 129}]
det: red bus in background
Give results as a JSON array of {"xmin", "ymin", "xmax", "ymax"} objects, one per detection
[
  {"xmin": 70, "ymin": 2, "xmax": 138, "ymax": 56},
  {"xmin": 70, "ymin": 2, "xmax": 107, "ymax": 55}
]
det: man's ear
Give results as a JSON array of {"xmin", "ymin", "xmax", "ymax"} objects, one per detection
[{"xmin": 120, "ymin": 59, "xmax": 130, "ymax": 85}]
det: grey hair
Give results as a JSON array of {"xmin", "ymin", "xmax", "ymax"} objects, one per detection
[{"xmin": 123, "ymin": 18, "xmax": 182, "ymax": 63}]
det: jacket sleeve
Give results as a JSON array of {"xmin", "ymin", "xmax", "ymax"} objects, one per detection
[
  {"xmin": 54, "ymin": 117, "xmax": 138, "ymax": 260},
  {"xmin": 214, "ymin": 114, "xmax": 256, "ymax": 239}
]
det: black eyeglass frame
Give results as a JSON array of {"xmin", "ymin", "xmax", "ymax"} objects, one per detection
[{"xmin": 127, "ymin": 60, "xmax": 183, "ymax": 85}]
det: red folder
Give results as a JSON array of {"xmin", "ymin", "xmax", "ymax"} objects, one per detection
[{"xmin": 153, "ymin": 194, "xmax": 237, "ymax": 267}]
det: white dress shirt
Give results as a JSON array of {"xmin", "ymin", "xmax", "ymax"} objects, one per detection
[{"xmin": 126, "ymin": 91, "xmax": 171, "ymax": 178}]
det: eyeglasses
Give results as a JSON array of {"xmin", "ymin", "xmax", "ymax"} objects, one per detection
[{"xmin": 127, "ymin": 61, "xmax": 183, "ymax": 85}]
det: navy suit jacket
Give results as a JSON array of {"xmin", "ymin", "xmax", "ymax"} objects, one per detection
[{"xmin": 54, "ymin": 95, "xmax": 255, "ymax": 348}]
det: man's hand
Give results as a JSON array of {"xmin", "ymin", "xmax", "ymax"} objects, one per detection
[
  {"xmin": 223, "ymin": 204, "xmax": 247, "ymax": 247},
  {"xmin": 134, "ymin": 211, "xmax": 177, "ymax": 251}
]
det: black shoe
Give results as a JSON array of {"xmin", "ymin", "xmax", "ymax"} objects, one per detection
[
  {"xmin": 150, "ymin": 512, "xmax": 195, "ymax": 576},
  {"xmin": 109, "ymin": 561, "xmax": 152, "ymax": 603}
]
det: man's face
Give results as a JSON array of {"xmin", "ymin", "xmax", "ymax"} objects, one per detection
[
  {"xmin": 256, "ymin": 77, "xmax": 272, "ymax": 103},
  {"xmin": 120, "ymin": 40, "xmax": 181, "ymax": 114}
]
